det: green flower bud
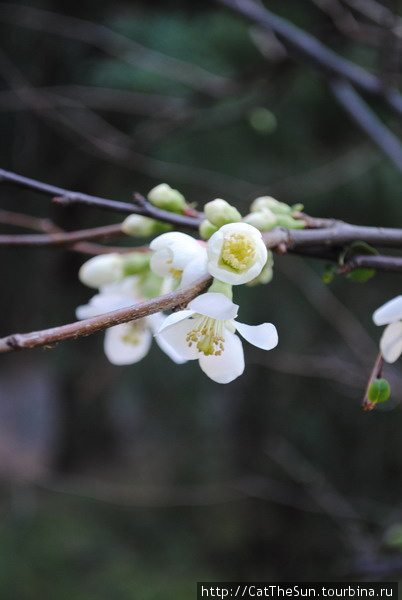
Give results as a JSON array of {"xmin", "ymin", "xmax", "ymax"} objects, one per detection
[
  {"xmin": 79, "ymin": 253, "xmax": 123, "ymax": 289},
  {"xmin": 208, "ymin": 278, "xmax": 233, "ymax": 300},
  {"xmin": 248, "ymin": 107, "xmax": 277, "ymax": 135},
  {"xmin": 291, "ymin": 203, "xmax": 304, "ymax": 214},
  {"xmin": 368, "ymin": 378, "xmax": 391, "ymax": 404},
  {"xmin": 251, "ymin": 196, "xmax": 291, "ymax": 215},
  {"xmin": 247, "ymin": 252, "xmax": 274, "ymax": 286},
  {"xmin": 243, "ymin": 208, "xmax": 277, "ymax": 231},
  {"xmin": 122, "ymin": 214, "xmax": 171, "ymax": 237},
  {"xmin": 122, "ymin": 252, "xmax": 150, "ymax": 276},
  {"xmin": 147, "ymin": 183, "xmax": 186, "ymax": 213},
  {"xmin": 204, "ymin": 198, "xmax": 242, "ymax": 228},
  {"xmin": 138, "ymin": 271, "xmax": 164, "ymax": 299},
  {"xmin": 275, "ymin": 215, "xmax": 306, "ymax": 229},
  {"xmin": 199, "ymin": 219, "xmax": 218, "ymax": 240}
]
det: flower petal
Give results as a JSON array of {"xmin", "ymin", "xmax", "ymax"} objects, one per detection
[
  {"xmin": 199, "ymin": 331, "xmax": 245, "ymax": 384},
  {"xmin": 235, "ymin": 321, "xmax": 278, "ymax": 350},
  {"xmin": 104, "ymin": 323, "xmax": 152, "ymax": 365},
  {"xmin": 188, "ymin": 293, "xmax": 238, "ymax": 320},
  {"xmin": 154, "ymin": 332, "xmax": 188, "ymax": 364},
  {"xmin": 157, "ymin": 309, "xmax": 196, "ymax": 334},
  {"xmin": 150, "ymin": 232, "xmax": 203, "ymax": 271},
  {"xmin": 380, "ymin": 321, "xmax": 402, "ymax": 363},
  {"xmin": 150, "ymin": 248, "xmax": 172, "ymax": 278},
  {"xmin": 373, "ymin": 296, "xmax": 402, "ymax": 326},
  {"xmin": 155, "ymin": 317, "xmax": 200, "ymax": 360},
  {"xmin": 179, "ymin": 252, "xmax": 208, "ymax": 288}
]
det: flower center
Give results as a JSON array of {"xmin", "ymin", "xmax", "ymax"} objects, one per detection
[
  {"xmin": 166, "ymin": 258, "xmax": 182, "ymax": 279},
  {"xmin": 121, "ymin": 320, "xmax": 146, "ymax": 345},
  {"xmin": 186, "ymin": 316, "xmax": 225, "ymax": 356},
  {"xmin": 220, "ymin": 233, "xmax": 256, "ymax": 272}
]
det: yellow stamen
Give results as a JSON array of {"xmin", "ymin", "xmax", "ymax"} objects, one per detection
[
  {"xmin": 169, "ymin": 267, "xmax": 182, "ymax": 279},
  {"xmin": 220, "ymin": 233, "xmax": 256, "ymax": 272},
  {"xmin": 186, "ymin": 316, "xmax": 225, "ymax": 356},
  {"xmin": 121, "ymin": 320, "xmax": 146, "ymax": 345}
]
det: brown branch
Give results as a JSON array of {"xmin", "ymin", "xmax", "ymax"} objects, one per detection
[
  {"xmin": 0, "ymin": 275, "xmax": 211, "ymax": 354},
  {"xmin": 362, "ymin": 351, "xmax": 384, "ymax": 411},
  {"xmin": 330, "ymin": 78, "xmax": 402, "ymax": 171},
  {"xmin": 0, "ymin": 208, "xmax": 142, "ymax": 255},
  {"xmin": 0, "ymin": 168, "xmax": 203, "ymax": 229},
  {"xmin": 266, "ymin": 223, "xmax": 402, "ymax": 249},
  {"xmin": 214, "ymin": 0, "xmax": 402, "ymax": 116},
  {"xmin": 338, "ymin": 254, "xmax": 402, "ymax": 274},
  {"xmin": 0, "ymin": 223, "xmax": 124, "ymax": 246}
]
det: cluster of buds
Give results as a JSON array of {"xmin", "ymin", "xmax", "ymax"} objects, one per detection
[
  {"xmin": 244, "ymin": 196, "xmax": 305, "ymax": 231},
  {"xmin": 77, "ymin": 185, "xmax": 313, "ymax": 383}
]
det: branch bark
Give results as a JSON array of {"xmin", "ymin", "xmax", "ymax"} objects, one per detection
[
  {"xmin": 0, "ymin": 168, "xmax": 203, "ymax": 229},
  {"xmin": 0, "ymin": 275, "xmax": 211, "ymax": 354}
]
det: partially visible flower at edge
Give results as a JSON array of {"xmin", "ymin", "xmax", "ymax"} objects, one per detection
[
  {"xmin": 76, "ymin": 277, "xmax": 185, "ymax": 365},
  {"xmin": 156, "ymin": 292, "xmax": 278, "ymax": 384},
  {"xmin": 373, "ymin": 295, "xmax": 402, "ymax": 363}
]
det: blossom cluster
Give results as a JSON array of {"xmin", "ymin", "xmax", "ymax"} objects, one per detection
[
  {"xmin": 77, "ymin": 183, "xmax": 400, "ymax": 390},
  {"xmin": 76, "ymin": 185, "xmax": 298, "ymax": 383}
]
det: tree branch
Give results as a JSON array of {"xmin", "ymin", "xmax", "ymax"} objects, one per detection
[
  {"xmin": 0, "ymin": 168, "xmax": 203, "ymax": 229},
  {"xmin": 214, "ymin": 0, "xmax": 402, "ymax": 116},
  {"xmin": 330, "ymin": 79, "xmax": 402, "ymax": 171},
  {"xmin": 0, "ymin": 275, "xmax": 212, "ymax": 354},
  {"xmin": 0, "ymin": 223, "xmax": 124, "ymax": 247}
]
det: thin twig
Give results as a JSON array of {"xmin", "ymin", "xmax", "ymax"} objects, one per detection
[
  {"xmin": 362, "ymin": 351, "xmax": 384, "ymax": 411},
  {"xmin": 0, "ymin": 275, "xmax": 211, "ymax": 354},
  {"xmin": 0, "ymin": 223, "xmax": 124, "ymax": 246},
  {"xmin": 0, "ymin": 168, "xmax": 202, "ymax": 229},
  {"xmin": 214, "ymin": 0, "xmax": 402, "ymax": 116},
  {"xmin": 330, "ymin": 79, "xmax": 402, "ymax": 171}
]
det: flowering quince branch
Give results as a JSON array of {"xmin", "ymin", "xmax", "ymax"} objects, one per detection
[
  {"xmin": 0, "ymin": 275, "xmax": 212, "ymax": 354},
  {"xmin": 3, "ymin": 173, "xmax": 402, "ymax": 391},
  {"xmin": 362, "ymin": 352, "xmax": 384, "ymax": 411},
  {"xmin": 0, "ymin": 168, "xmax": 203, "ymax": 229}
]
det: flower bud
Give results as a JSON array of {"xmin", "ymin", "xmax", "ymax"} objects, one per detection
[
  {"xmin": 199, "ymin": 219, "xmax": 218, "ymax": 240},
  {"xmin": 275, "ymin": 215, "xmax": 305, "ymax": 229},
  {"xmin": 251, "ymin": 196, "xmax": 291, "ymax": 215},
  {"xmin": 147, "ymin": 183, "xmax": 186, "ymax": 213},
  {"xmin": 204, "ymin": 199, "xmax": 242, "ymax": 228},
  {"xmin": 122, "ymin": 214, "xmax": 171, "ymax": 237},
  {"xmin": 79, "ymin": 253, "xmax": 124, "ymax": 289},
  {"xmin": 122, "ymin": 252, "xmax": 150, "ymax": 276},
  {"xmin": 243, "ymin": 208, "xmax": 277, "ymax": 231}
]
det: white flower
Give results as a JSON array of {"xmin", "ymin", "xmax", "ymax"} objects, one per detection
[
  {"xmin": 79, "ymin": 253, "xmax": 123, "ymax": 289},
  {"xmin": 373, "ymin": 295, "xmax": 402, "ymax": 363},
  {"xmin": 76, "ymin": 277, "xmax": 185, "ymax": 365},
  {"xmin": 156, "ymin": 292, "xmax": 278, "ymax": 384},
  {"xmin": 150, "ymin": 232, "xmax": 208, "ymax": 287},
  {"xmin": 207, "ymin": 223, "xmax": 268, "ymax": 285}
]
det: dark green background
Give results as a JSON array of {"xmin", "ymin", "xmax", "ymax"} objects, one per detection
[{"xmin": 0, "ymin": 1, "xmax": 402, "ymax": 597}]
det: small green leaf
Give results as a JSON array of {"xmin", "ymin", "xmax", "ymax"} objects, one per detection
[
  {"xmin": 346, "ymin": 269, "xmax": 375, "ymax": 282},
  {"xmin": 368, "ymin": 378, "xmax": 391, "ymax": 404},
  {"xmin": 339, "ymin": 242, "xmax": 378, "ymax": 283},
  {"xmin": 322, "ymin": 264, "xmax": 336, "ymax": 284}
]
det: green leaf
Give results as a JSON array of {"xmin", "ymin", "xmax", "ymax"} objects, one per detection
[
  {"xmin": 339, "ymin": 242, "xmax": 379, "ymax": 283},
  {"xmin": 322, "ymin": 264, "xmax": 336, "ymax": 284},
  {"xmin": 346, "ymin": 269, "xmax": 375, "ymax": 283},
  {"xmin": 368, "ymin": 379, "xmax": 391, "ymax": 404}
]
